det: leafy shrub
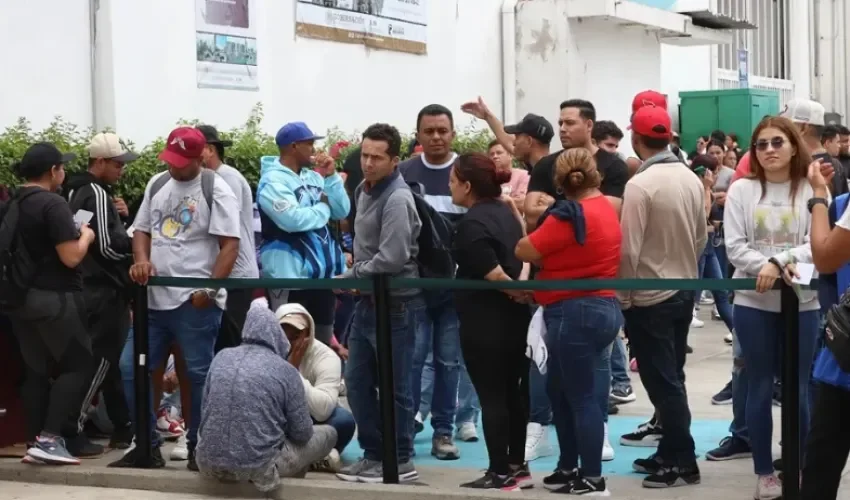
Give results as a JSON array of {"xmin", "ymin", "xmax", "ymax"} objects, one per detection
[{"xmin": 0, "ymin": 104, "xmax": 495, "ymax": 206}]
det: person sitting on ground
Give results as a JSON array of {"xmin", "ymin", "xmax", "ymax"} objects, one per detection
[
  {"xmin": 275, "ymin": 303, "xmax": 356, "ymax": 473},
  {"xmin": 196, "ymin": 298, "xmax": 337, "ymax": 493}
]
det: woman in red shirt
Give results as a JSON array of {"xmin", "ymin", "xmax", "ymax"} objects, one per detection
[{"xmin": 515, "ymin": 148, "xmax": 623, "ymax": 496}]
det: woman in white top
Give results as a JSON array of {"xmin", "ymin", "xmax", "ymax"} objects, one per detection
[{"xmin": 724, "ymin": 116, "xmax": 821, "ymax": 500}]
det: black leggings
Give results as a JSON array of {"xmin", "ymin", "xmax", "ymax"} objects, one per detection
[
  {"xmin": 11, "ymin": 289, "xmax": 93, "ymax": 440},
  {"xmin": 458, "ymin": 302, "xmax": 530, "ymax": 475},
  {"xmin": 802, "ymin": 383, "xmax": 850, "ymax": 499}
]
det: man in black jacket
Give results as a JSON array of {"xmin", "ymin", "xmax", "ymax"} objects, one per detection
[{"xmin": 63, "ymin": 132, "xmax": 139, "ymax": 454}]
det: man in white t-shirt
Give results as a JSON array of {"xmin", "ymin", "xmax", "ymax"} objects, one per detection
[
  {"xmin": 197, "ymin": 125, "xmax": 259, "ymax": 351},
  {"xmin": 112, "ymin": 127, "xmax": 241, "ymax": 471}
]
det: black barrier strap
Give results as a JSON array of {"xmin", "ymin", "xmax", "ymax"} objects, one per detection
[
  {"xmin": 780, "ymin": 282, "xmax": 801, "ymax": 500},
  {"xmin": 132, "ymin": 285, "xmax": 153, "ymax": 466},
  {"xmin": 373, "ymin": 274, "xmax": 399, "ymax": 484}
]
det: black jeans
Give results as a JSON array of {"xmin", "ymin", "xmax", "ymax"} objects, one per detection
[
  {"xmin": 457, "ymin": 298, "xmax": 530, "ymax": 474},
  {"xmin": 215, "ymin": 288, "xmax": 254, "ymax": 352},
  {"xmin": 11, "ymin": 289, "xmax": 94, "ymax": 440},
  {"xmin": 65, "ymin": 285, "xmax": 132, "ymax": 435},
  {"xmin": 802, "ymin": 383, "xmax": 850, "ymax": 499},
  {"xmin": 623, "ymin": 291, "xmax": 696, "ymax": 466}
]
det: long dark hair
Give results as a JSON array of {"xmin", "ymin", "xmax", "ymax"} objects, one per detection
[{"xmin": 453, "ymin": 153, "xmax": 511, "ymax": 199}]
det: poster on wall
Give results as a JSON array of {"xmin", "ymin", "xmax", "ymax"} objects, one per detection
[
  {"xmin": 196, "ymin": 0, "xmax": 259, "ymax": 91},
  {"xmin": 295, "ymin": 0, "xmax": 427, "ymax": 55}
]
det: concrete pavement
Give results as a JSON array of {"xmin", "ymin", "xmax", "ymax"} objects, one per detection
[{"xmin": 1, "ymin": 306, "xmax": 849, "ymax": 499}]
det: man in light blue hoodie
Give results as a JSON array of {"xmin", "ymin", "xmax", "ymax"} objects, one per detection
[
  {"xmin": 196, "ymin": 298, "xmax": 337, "ymax": 492},
  {"xmin": 257, "ymin": 122, "xmax": 351, "ymax": 346}
]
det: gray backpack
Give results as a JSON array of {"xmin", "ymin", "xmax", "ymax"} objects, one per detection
[{"xmin": 149, "ymin": 169, "xmax": 216, "ymax": 207}]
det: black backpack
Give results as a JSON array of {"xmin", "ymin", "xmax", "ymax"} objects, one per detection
[{"xmin": 0, "ymin": 190, "xmax": 42, "ymax": 309}]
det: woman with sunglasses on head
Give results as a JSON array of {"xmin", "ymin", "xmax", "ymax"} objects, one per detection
[
  {"xmin": 449, "ymin": 153, "xmax": 532, "ymax": 491},
  {"xmin": 724, "ymin": 116, "xmax": 822, "ymax": 500}
]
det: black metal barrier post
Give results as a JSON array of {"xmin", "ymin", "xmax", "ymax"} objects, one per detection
[
  {"xmin": 780, "ymin": 281, "xmax": 800, "ymax": 500},
  {"xmin": 373, "ymin": 273, "xmax": 399, "ymax": 484},
  {"xmin": 132, "ymin": 285, "xmax": 153, "ymax": 467}
]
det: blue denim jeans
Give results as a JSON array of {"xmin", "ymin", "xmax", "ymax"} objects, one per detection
[
  {"xmin": 316, "ymin": 406, "xmax": 356, "ymax": 453},
  {"xmin": 623, "ymin": 291, "xmax": 697, "ymax": 466},
  {"xmin": 411, "ymin": 296, "xmax": 461, "ymax": 438},
  {"xmin": 734, "ymin": 305, "xmax": 819, "ymax": 475},
  {"xmin": 729, "ymin": 328, "xmax": 749, "ymax": 443},
  {"xmin": 696, "ymin": 243, "xmax": 734, "ymax": 333},
  {"xmin": 345, "ymin": 295, "xmax": 424, "ymax": 463},
  {"xmin": 544, "ymin": 296, "xmax": 622, "ymax": 477},
  {"xmin": 119, "ymin": 301, "xmax": 222, "ymax": 448},
  {"xmin": 610, "ymin": 336, "xmax": 631, "ymax": 389},
  {"xmin": 418, "ymin": 352, "xmax": 480, "ymax": 426}
]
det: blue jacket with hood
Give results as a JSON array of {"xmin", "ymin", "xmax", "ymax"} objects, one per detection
[
  {"xmin": 256, "ymin": 156, "xmax": 350, "ymax": 279},
  {"xmin": 196, "ymin": 298, "xmax": 313, "ymax": 474}
]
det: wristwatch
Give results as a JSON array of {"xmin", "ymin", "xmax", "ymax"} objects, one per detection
[
  {"xmin": 808, "ymin": 197, "xmax": 829, "ymax": 213},
  {"xmin": 768, "ymin": 257, "xmax": 783, "ymax": 272},
  {"xmin": 195, "ymin": 288, "xmax": 217, "ymax": 300}
]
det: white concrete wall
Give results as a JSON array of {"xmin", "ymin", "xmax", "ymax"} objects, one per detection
[
  {"xmin": 0, "ymin": 0, "xmax": 94, "ymax": 131},
  {"xmin": 1, "ymin": 0, "xmax": 505, "ymax": 144}
]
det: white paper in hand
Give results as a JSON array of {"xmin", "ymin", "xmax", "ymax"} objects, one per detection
[{"xmin": 792, "ymin": 263, "xmax": 815, "ymax": 285}]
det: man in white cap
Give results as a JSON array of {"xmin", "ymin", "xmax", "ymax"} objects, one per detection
[
  {"xmin": 781, "ymin": 98, "xmax": 848, "ymax": 196},
  {"xmin": 62, "ymin": 132, "xmax": 140, "ymax": 456}
]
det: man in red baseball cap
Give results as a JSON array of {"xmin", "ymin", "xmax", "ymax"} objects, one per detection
[
  {"xmin": 158, "ymin": 127, "xmax": 207, "ymax": 181},
  {"xmin": 618, "ymin": 103, "xmax": 707, "ymax": 489},
  {"xmin": 631, "ymin": 90, "xmax": 668, "ymax": 114}
]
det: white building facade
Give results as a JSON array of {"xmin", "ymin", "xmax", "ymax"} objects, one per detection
[{"xmin": 0, "ymin": 0, "xmax": 834, "ymax": 150}]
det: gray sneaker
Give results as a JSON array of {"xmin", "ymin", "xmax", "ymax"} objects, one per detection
[
  {"xmin": 358, "ymin": 460, "xmax": 419, "ymax": 483},
  {"xmin": 431, "ymin": 435, "xmax": 460, "ymax": 460},
  {"xmin": 336, "ymin": 457, "xmax": 379, "ymax": 482}
]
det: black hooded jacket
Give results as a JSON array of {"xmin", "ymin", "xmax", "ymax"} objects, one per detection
[{"xmin": 64, "ymin": 171, "xmax": 133, "ymax": 291}]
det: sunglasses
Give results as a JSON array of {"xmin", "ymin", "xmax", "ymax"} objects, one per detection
[{"xmin": 753, "ymin": 137, "xmax": 785, "ymax": 151}]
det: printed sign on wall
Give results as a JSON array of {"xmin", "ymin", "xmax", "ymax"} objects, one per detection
[
  {"xmin": 296, "ymin": 0, "xmax": 428, "ymax": 55},
  {"xmin": 196, "ymin": 0, "xmax": 259, "ymax": 91}
]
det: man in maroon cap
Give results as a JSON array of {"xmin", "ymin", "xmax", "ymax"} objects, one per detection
[
  {"xmin": 617, "ymin": 105, "xmax": 706, "ymax": 489},
  {"xmin": 112, "ymin": 127, "xmax": 241, "ymax": 471}
]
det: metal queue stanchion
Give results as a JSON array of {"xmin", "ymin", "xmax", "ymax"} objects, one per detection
[
  {"xmin": 780, "ymin": 281, "xmax": 801, "ymax": 500},
  {"xmin": 373, "ymin": 274, "xmax": 399, "ymax": 484},
  {"xmin": 132, "ymin": 284, "xmax": 153, "ymax": 466}
]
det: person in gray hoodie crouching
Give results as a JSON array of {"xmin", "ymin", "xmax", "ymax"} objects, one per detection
[{"xmin": 195, "ymin": 298, "xmax": 337, "ymax": 492}]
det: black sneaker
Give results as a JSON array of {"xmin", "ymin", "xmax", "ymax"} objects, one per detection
[
  {"xmin": 711, "ymin": 381, "xmax": 733, "ymax": 405},
  {"xmin": 773, "ymin": 458, "xmax": 782, "ymax": 471},
  {"xmin": 620, "ymin": 418, "xmax": 663, "ymax": 447},
  {"xmin": 633, "ymin": 453, "xmax": 664, "ymax": 474},
  {"xmin": 611, "ymin": 385, "xmax": 636, "ymax": 403},
  {"xmin": 65, "ymin": 434, "xmax": 105, "ymax": 458},
  {"xmin": 187, "ymin": 447, "xmax": 199, "ymax": 472},
  {"xmin": 543, "ymin": 468, "xmax": 579, "ymax": 490},
  {"xmin": 510, "ymin": 462, "xmax": 533, "ymax": 489},
  {"xmin": 686, "ymin": 345, "xmax": 694, "ymax": 354},
  {"xmin": 705, "ymin": 436, "xmax": 751, "ymax": 461},
  {"xmin": 107, "ymin": 445, "xmax": 166, "ymax": 468},
  {"xmin": 608, "ymin": 401, "xmax": 619, "ymax": 415},
  {"xmin": 460, "ymin": 470, "xmax": 520, "ymax": 491},
  {"xmin": 552, "ymin": 476, "xmax": 609, "ymax": 495},
  {"xmin": 642, "ymin": 464, "xmax": 701, "ymax": 488},
  {"xmin": 108, "ymin": 424, "xmax": 133, "ymax": 450}
]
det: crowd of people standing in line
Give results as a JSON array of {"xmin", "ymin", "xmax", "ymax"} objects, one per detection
[{"xmin": 5, "ymin": 89, "xmax": 850, "ymax": 499}]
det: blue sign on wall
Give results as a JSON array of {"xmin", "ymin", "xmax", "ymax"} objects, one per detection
[
  {"xmin": 629, "ymin": 0, "xmax": 679, "ymax": 9},
  {"xmin": 738, "ymin": 49, "xmax": 749, "ymax": 88}
]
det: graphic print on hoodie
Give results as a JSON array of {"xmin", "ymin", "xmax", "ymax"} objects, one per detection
[
  {"xmin": 256, "ymin": 156, "xmax": 351, "ymax": 279},
  {"xmin": 196, "ymin": 299, "xmax": 313, "ymax": 477}
]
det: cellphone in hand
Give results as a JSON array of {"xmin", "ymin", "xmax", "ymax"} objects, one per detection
[{"xmin": 74, "ymin": 209, "xmax": 94, "ymax": 230}]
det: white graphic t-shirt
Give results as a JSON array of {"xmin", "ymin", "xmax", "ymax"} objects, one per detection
[
  {"xmin": 134, "ymin": 172, "xmax": 241, "ymax": 310},
  {"xmin": 752, "ymin": 184, "xmax": 801, "ymax": 257}
]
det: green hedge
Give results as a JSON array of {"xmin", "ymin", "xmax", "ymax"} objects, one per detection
[{"xmin": 0, "ymin": 104, "xmax": 495, "ymax": 206}]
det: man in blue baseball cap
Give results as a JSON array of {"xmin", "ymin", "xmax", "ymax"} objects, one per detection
[{"xmin": 257, "ymin": 122, "xmax": 350, "ymax": 347}]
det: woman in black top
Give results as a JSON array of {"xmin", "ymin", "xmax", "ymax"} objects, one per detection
[
  {"xmin": 9, "ymin": 143, "xmax": 96, "ymax": 466},
  {"xmin": 449, "ymin": 153, "xmax": 531, "ymax": 491}
]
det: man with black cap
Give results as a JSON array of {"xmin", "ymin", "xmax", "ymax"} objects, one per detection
[
  {"xmin": 62, "ymin": 132, "xmax": 140, "ymax": 455},
  {"xmin": 461, "ymin": 97, "xmax": 553, "ymax": 174},
  {"xmin": 197, "ymin": 125, "xmax": 258, "ymax": 350}
]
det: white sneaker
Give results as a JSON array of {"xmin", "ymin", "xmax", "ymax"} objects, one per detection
[
  {"xmin": 691, "ymin": 309, "xmax": 704, "ymax": 329},
  {"xmin": 456, "ymin": 422, "xmax": 479, "ymax": 442},
  {"xmin": 724, "ymin": 332, "xmax": 733, "ymax": 344},
  {"xmin": 311, "ymin": 448, "xmax": 342, "ymax": 473},
  {"xmin": 524, "ymin": 422, "xmax": 554, "ymax": 461},
  {"xmin": 602, "ymin": 423, "xmax": 615, "ymax": 462},
  {"xmin": 755, "ymin": 473, "xmax": 782, "ymax": 499},
  {"xmin": 700, "ymin": 293, "xmax": 714, "ymax": 305},
  {"xmin": 170, "ymin": 435, "xmax": 188, "ymax": 461}
]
